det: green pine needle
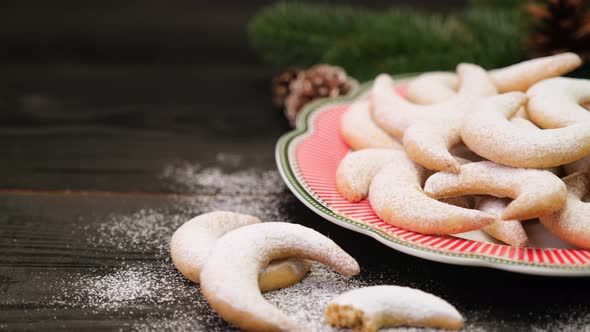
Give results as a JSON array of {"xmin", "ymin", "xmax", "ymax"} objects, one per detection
[{"xmin": 247, "ymin": 2, "xmax": 526, "ymax": 80}]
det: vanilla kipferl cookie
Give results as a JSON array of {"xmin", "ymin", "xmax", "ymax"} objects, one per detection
[
  {"xmin": 368, "ymin": 151, "xmax": 494, "ymax": 234},
  {"xmin": 404, "ymin": 53, "xmax": 582, "ymax": 105},
  {"xmin": 476, "ymin": 197, "xmax": 528, "ymax": 247},
  {"xmin": 424, "ymin": 161, "xmax": 567, "ymax": 221},
  {"xmin": 200, "ymin": 222, "xmax": 360, "ymax": 332},
  {"xmin": 372, "ymin": 64, "xmax": 496, "ymax": 172},
  {"xmin": 540, "ymin": 172, "xmax": 590, "ymax": 250},
  {"xmin": 325, "ymin": 285, "xmax": 464, "ymax": 332},
  {"xmin": 527, "ymin": 77, "xmax": 590, "ymax": 129},
  {"xmin": 404, "ymin": 72, "xmax": 458, "ymax": 105},
  {"xmin": 170, "ymin": 211, "xmax": 310, "ymax": 292},
  {"xmin": 488, "ymin": 52, "xmax": 582, "ymax": 92},
  {"xmin": 336, "ymin": 149, "xmax": 402, "ymax": 202},
  {"xmin": 461, "ymin": 92, "xmax": 590, "ymax": 168},
  {"xmin": 341, "ymin": 99, "xmax": 402, "ymax": 150}
]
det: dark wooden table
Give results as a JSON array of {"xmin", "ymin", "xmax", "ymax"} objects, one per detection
[{"xmin": 1, "ymin": 1, "xmax": 589, "ymax": 331}]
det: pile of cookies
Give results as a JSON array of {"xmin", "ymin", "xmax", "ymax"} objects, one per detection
[
  {"xmin": 170, "ymin": 211, "xmax": 466, "ymax": 331},
  {"xmin": 338, "ymin": 52, "xmax": 590, "ymax": 249}
]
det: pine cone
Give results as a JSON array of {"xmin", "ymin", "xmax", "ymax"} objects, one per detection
[
  {"xmin": 284, "ymin": 64, "xmax": 358, "ymax": 127},
  {"xmin": 271, "ymin": 66, "xmax": 302, "ymax": 108},
  {"xmin": 525, "ymin": 0, "xmax": 590, "ymax": 61}
]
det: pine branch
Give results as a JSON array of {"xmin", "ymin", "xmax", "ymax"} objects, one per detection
[{"xmin": 247, "ymin": 3, "xmax": 526, "ymax": 80}]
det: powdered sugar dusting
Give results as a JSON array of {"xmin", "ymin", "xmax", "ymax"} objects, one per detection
[
  {"xmin": 83, "ymin": 209, "xmax": 187, "ymax": 254},
  {"xmin": 368, "ymin": 154, "xmax": 494, "ymax": 234},
  {"xmin": 477, "ymin": 197, "xmax": 528, "ymax": 247},
  {"xmin": 198, "ymin": 222, "xmax": 360, "ymax": 329},
  {"xmin": 424, "ymin": 161, "xmax": 567, "ymax": 220},
  {"xmin": 328, "ymin": 285, "xmax": 463, "ymax": 330},
  {"xmin": 531, "ymin": 312, "xmax": 590, "ymax": 332},
  {"xmin": 341, "ymin": 98, "xmax": 402, "ymax": 150},
  {"xmin": 161, "ymin": 160, "xmax": 283, "ymax": 195},
  {"xmin": 51, "ymin": 262, "xmax": 192, "ymax": 310},
  {"xmin": 461, "ymin": 92, "xmax": 590, "ymax": 168},
  {"xmin": 337, "ymin": 149, "xmax": 402, "ymax": 202}
]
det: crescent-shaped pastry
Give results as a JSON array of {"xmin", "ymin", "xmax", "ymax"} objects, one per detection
[
  {"xmin": 325, "ymin": 285, "xmax": 464, "ymax": 331},
  {"xmin": 424, "ymin": 161, "xmax": 567, "ymax": 221},
  {"xmin": 488, "ymin": 52, "xmax": 582, "ymax": 92},
  {"xmin": 336, "ymin": 149, "xmax": 402, "ymax": 202},
  {"xmin": 404, "ymin": 72, "xmax": 458, "ymax": 105},
  {"xmin": 527, "ymin": 77, "xmax": 590, "ymax": 129},
  {"xmin": 461, "ymin": 92, "xmax": 590, "ymax": 168},
  {"xmin": 476, "ymin": 197, "xmax": 528, "ymax": 247},
  {"xmin": 170, "ymin": 211, "xmax": 310, "ymax": 292},
  {"xmin": 403, "ymin": 53, "xmax": 582, "ymax": 105},
  {"xmin": 372, "ymin": 63, "xmax": 496, "ymax": 172},
  {"xmin": 341, "ymin": 99, "xmax": 402, "ymax": 150},
  {"xmin": 199, "ymin": 222, "xmax": 360, "ymax": 331},
  {"xmin": 540, "ymin": 172, "xmax": 590, "ymax": 250},
  {"xmin": 368, "ymin": 151, "xmax": 494, "ymax": 234}
]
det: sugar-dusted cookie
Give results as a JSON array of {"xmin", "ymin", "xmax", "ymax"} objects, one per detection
[
  {"xmin": 341, "ymin": 99, "xmax": 402, "ymax": 150},
  {"xmin": 489, "ymin": 52, "xmax": 582, "ymax": 92},
  {"xmin": 404, "ymin": 72, "xmax": 458, "ymax": 105},
  {"xmin": 404, "ymin": 53, "xmax": 582, "ymax": 105},
  {"xmin": 336, "ymin": 149, "xmax": 401, "ymax": 202},
  {"xmin": 540, "ymin": 172, "xmax": 590, "ymax": 250},
  {"xmin": 372, "ymin": 64, "xmax": 496, "ymax": 172},
  {"xmin": 527, "ymin": 77, "xmax": 590, "ymax": 129},
  {"xmin": 424, "ymin": 161, "xmax": 567, "ymax": 221},
  {"xmin": 368, "ymin": 151, "xmax": 494, "ymax": 234},
  {"xmin": 325, "ymin": 285, "xmax": 464, "ymax": 332},
  {"xmin": 476, "ymin": 197, "xmax": 528, "ymax": 247},
  {"xmin": 200, "ymin": 222, "xmax": 359, "ymax": 332},
  {"xmin": 461, "ymin": 92, "xmax": 590, "ymax": 168},
  {"xmin": 170, "ymin": 211, "xmax": 310, "ymax": 292}
]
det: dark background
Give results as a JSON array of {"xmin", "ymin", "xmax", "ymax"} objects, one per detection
[{"xmin": 2, "ymin": 1, "xmax": 590, "ymax": 331}]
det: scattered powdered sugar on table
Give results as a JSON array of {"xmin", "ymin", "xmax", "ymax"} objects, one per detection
[
  {"xmin": 80, "ymin": 153, "xmax": 295, "ymax": 258},
  {"xmin": 531, "ymin": 312, "xmax": 590, "ymax": 332},
  {"xmin": 51, "ymin": 153, "xmax": 588, "ymax": 331},
  {"xmin": 161, "ymin": 160, "xmax": 283, "ymax": 195},
  {"xmin": 51, "ymin": 261, "xmax": 193, "ymax": 310},
  {"xmin": 83, "ymin": 209, "xmax": 187, "ymax": 254},
  {"xmin": 265, "ymin": 262, "xmax": 366, "ymax": 332}
]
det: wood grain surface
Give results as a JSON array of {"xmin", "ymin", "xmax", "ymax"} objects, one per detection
[{"xmin": 1, "ymin": 1, "xmax": 590, "ymax": 331}]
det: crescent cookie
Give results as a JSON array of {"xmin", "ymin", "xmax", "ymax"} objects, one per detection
[
  {"xmin": 488, "ymin": 52, "xmax": 582, "ymax": 92},
  {"xmin": 368, "ymin": 151, "xmax": 494, "ymax": 235},
  {"xmin": 424, "ymin": 161, "xmax": 567, "ymax": 221},
  {"xmin": 336, "ymin": 149, "xmax": 402, "ymax": 202},
  {"xmin": 403, "ymin": 53, "xmax": 582, "ymax": 105},
  {"xmin": 404, "ymin": 72, "xmax": 458, "ymax": 105},
  {"xmin": 476, "ymin": 197, "xmax": 528, "ymax": 247},
  {"xmin": 372, "ymin": 63, "xmax": 497, "ymax": 172},
  {"xmin": 540, "ymin": 172, "xmax": 590, "ymax": 250},
  {"xmin": 170, "ymin": 211, "xmax": 310, "ymax": 292},
  {"xmin": 527, "ymin": 77, "xmax": 590, "ymax": 129},
  {"xmin": 325, "ymin": 286, "xmax": 464, "ymax": 332},
  {"xmin": 341, "ymin": 99, "xmax": 402, "ymax": 150},
  {"xmin": 461, "ymin": 92, "xmax": 590, "ymax": 168},
  {"xmin": 200, "ymin": 222, "xmax": 360, "ymax": 332}
]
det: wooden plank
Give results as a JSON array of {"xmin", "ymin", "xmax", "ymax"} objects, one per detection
[
  {"xmin": 0, "ymin": 130, "xmax": 279, "ymax": 192},
  {"xmin": 2, "ymin": 193, "xmax": 590, "ymax": 330}
]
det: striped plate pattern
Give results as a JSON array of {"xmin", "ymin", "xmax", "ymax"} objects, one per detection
[{"xmin": 288, "ymin": 88, "xmax": 590, "ymax": 271}]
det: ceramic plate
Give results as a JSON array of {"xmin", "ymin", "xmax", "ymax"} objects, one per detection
[{"xmin": 275, "ymin": 75, "xmax": 590, "ymax": 277}]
